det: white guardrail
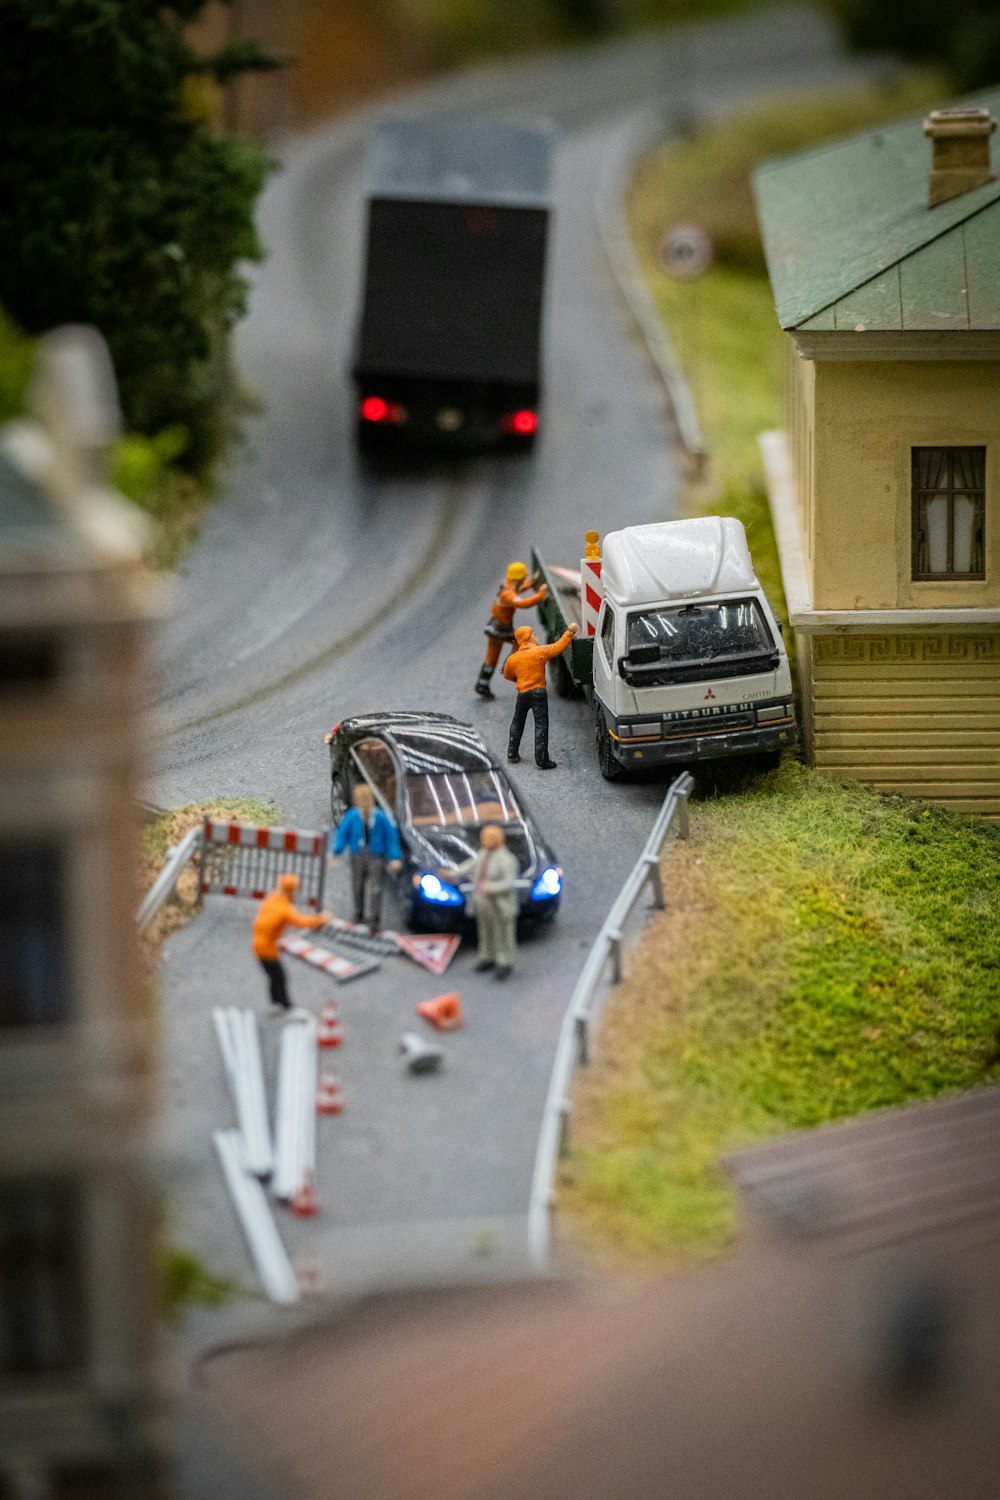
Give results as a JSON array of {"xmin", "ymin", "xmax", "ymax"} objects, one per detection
[
  {"xmin": 527, "ymin": 770, "xmax": 694, "ymax": 1270},
  {"xmin": 135, "ymin": 822, "xmax": 204, "ymax": 935}
]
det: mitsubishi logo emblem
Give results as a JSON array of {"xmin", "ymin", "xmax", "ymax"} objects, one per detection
[{"xmin": 704, "ymin": 689, "xmax": 717, "ymax": 700}]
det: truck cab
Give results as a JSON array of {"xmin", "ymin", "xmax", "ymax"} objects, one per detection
[{"xmin": 591, "ymin": 519, "xmax": 796, "ymax": 777}]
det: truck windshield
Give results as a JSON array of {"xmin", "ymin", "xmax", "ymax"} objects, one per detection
[
  {"xmin": 406, "ymin": 771, "xmax": 522, "ymax": 828},
  {"xmin": 626, "ymin": 599, "xmax": 773, "ymax": 662}
]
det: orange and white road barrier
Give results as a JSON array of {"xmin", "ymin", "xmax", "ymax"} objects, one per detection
[{"xmin": 417, "ymin": 992, "xmax": 463, "ymax": 1031}]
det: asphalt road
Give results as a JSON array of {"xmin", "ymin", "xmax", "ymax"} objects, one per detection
[{"xmin": 154, "ymin": 7, "xmax": 876, "ymax": 1335}]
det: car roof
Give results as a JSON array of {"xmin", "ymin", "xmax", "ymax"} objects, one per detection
[{"xmin": 339, "ymin": 713, "xmax": 498, "ymax": 775}]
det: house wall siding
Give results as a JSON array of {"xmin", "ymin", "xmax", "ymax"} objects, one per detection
[
  {"xmin": 809, "ymin": 632, "xmax": 1000, "ymax": 820},
  {"xmin": 811, "ymin": 361, "xmax": 1000, "ymax": 610}
]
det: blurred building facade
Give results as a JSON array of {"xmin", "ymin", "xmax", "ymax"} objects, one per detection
[
  {"xmin": 0, "ymin": 330, "xmax": 166, "ymax": 1499},
  {"xmin": 756, "ymin": 92, "xmax": 1000, "ymax": 821}
]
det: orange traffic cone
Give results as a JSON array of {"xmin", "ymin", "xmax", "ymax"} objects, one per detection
[
  {"xmin": 291, "ymin": 1171, "xmax": 320, "ymax": 1218},
  {"xmin": 318, "ymin": 1003, "xmax": 344, "ymax": 1048},
  {"xmin": 417, "ymin": 992, "xmax": 463, "ymax": 1031},
  {"xmin": 316, "ymin": 1072, "xmax": 343, "ymax": 1115}
]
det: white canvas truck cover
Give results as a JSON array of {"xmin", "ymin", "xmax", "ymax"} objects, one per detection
[{"xmin": 601, "ymin": 517, "xmax": 756, "ymax": 607}]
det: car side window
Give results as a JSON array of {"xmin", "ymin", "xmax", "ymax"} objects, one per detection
[
  {"xmin": 352, "ymin": 737, "xmax": 398, "ymax": 808},
  {"xmin": 600, "ymin": 605, "xmax": 615, "ymax": 666}
]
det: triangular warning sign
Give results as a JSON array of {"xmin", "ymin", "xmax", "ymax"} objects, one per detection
[{"xmin": 395, "ymin": 932, "xmax": 460, "ymax": 976}]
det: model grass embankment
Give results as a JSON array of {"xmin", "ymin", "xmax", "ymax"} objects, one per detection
[
  {"xmin": 140, "ymin": 797, "xmax": 276, "ymax": 960},
  {"xmin": 558, "ymin": 70, "xmax": 1000, "ymax": 1266}
]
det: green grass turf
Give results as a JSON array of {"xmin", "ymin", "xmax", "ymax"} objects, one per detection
[
  {"xmin": 560, "ymin": 765, "xmax": 1000, "ymax": 1263},
  {"xmin": 559, "ymin": 71, "xmax": 996, "ymax": 1266}
]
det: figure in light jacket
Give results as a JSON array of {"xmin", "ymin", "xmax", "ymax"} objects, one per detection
[
  {"xmin": 330, "ymin": 782, "xmax": 402, "ymax": 933},
  {"xmin": 440, "ymin": 824, "xmax": 520, "ymax": 981}
]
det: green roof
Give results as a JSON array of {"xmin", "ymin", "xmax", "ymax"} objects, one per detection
[{"xmin": 754, "ymin": 88, "xmax": 1000, "ymax": 332}]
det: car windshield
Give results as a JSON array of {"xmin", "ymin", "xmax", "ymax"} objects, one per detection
[
  {"xmin": 626, "ymin": 598, "xmax": 773, "ymax": 662},
  {"xmin": 405, "ymin": 770, "xmax": 522, "ymax": 828}
]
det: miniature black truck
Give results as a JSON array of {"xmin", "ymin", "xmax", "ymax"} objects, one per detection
[{"xmin": 353, "ymin": 116, "xmax": 553, "ymax": 449}]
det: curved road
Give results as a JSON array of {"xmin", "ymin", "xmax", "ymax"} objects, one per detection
[{"xmin": 156, "ymin": 7, "xmax": 869, "ymax": 1319}]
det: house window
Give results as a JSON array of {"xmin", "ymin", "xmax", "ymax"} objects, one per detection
[
  {"xmin": 912, "ymin": 447, "xmax": 985, "ymax": 579},
  {"xmin": 0, "ymin": 631, "xmax": 61, "ymax": 696},
  {"xmin": 0, "ymin": 1178, "xmax": 86, "ymax": 1378},
  {"xmin": 0, "ymin": 841, "xmax": 72, "ymax": 1028}
]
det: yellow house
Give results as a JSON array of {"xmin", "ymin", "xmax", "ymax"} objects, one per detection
[{"xmin": 755, "ymin": 97, "xmax": 1000, "ymax": 820}]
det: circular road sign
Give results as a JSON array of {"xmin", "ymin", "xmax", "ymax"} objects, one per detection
[{"xmin": 659, "ymin": 223, "xmax": 713, "ymax": 281}]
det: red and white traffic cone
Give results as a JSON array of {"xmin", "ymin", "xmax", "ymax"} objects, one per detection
[
  {"xmin": 316, "ymin": 1071, "xmax": 343, "ymax": 1115},
  {"xmin": 317, "ymin": 1002, "xmax": 343, "ymax": 1049},
  {"xmin": 291, "ymin": 1170, "xmax": 320, "ymax": 1218},
  {"xmin": 295, "ymin": 1255, "xmax": 325, "ymax": 1298}
]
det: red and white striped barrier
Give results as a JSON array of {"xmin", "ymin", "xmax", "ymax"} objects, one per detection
[
  {"xmin": 199, "ymin": 819, "xmax": 327, "ymax": 908},
  {"xmin": 580, "ymin": 552, "xmax": 603, "ymax": 637},
  {"xmin": 279, "ymin": 933, "xmax": 378, "ymax": 984}
]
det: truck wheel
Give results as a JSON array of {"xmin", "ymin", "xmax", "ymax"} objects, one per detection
[{"xmin": 595, "ymin": 707, "xmax": 625, "ymax": 781}]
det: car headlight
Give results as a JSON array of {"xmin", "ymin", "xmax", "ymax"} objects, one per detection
[
  {"xmin": 531, "ymin": 866, "xmax": 563, "ymax": 900},
  {"xmin": 417, "ymin": 873, "xmax": 465, "ymax": 906}
]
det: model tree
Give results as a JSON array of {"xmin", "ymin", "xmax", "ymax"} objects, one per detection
[
  {"xmin": 0, "ymin": 1, "xmax": 280, "ymax": 470},
  {"xmin": 827, "ymin": 0, "xmax": 1000, "ymax": 90}
]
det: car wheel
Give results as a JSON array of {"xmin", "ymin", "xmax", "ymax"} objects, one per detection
[
  {"xmin": 595, "ymin": 705, "xmax": 625, "ymax": 781},
  {"xmin": 330, "ymin": 774, "xmax": 348, "ymax": 822}
]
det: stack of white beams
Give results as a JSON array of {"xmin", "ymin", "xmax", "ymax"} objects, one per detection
[
  {"xmin": 212, "ymin": 1007, "xmax": 318, "ymax": 1305},
  {"xmin": 213, "ymin": 1129, "xmax": 299, "ymax": 1304},
  {"xmin": 212, "ymin": 1007, "xmax": 273, "ymax": 1177},
  {"xmin": 272, "ymin": 1013, "xmax": 318, "ymax": 1202}
]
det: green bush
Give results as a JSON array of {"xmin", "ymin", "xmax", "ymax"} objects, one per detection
[
  {"xmin": 112, "ymin": 426, "xmax": 189, "ymax": 509},
  {"xmin": 0, "ymin": 305, "xmax": 36, "ymax": 421},
  {"xmin": 0, "ymin": 2, "xmax": 279, "ymax": 477}
]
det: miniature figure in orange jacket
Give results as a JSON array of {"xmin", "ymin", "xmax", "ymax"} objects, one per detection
[
  {"xmin": 252, "ymin": 872, "xmax": 331, "ymax": 1011},
  {"xmin": 503, "ymin": 623, "xmax": 578, "ymax": 768},
  {"xmin": 475, "ymin": 561, "xmax": 548, "ymax": 699}
]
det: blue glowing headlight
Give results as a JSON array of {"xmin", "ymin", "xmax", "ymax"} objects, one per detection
[
  {"xmin": 418, "ymin": 873, "xmax": 464, "ymax": 906},
  {"xmin": 531, "ymin": 866, "xmax": 563, "ymax": 901}
]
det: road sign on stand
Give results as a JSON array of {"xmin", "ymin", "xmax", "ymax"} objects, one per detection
[{"xmin": 659, "ymin": 223, "xmax": 713, "ymax": 281}]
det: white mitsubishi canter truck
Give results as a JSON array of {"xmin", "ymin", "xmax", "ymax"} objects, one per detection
[{"xmin": 533, "ymin": 517, "xmax": 797, "ymax": 779}]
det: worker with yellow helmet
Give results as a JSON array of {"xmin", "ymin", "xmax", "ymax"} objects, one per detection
[{"xmin": 475, "ymin": 561, "xmax": 548, "ymax": 699}]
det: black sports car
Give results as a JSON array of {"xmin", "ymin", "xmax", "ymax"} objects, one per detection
[{"xmin": 324, "ymin": 712, "xmax": 563, "ymax": 931}]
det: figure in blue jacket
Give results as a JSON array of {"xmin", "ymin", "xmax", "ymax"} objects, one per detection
[{"xmin": 330, "ymin": 782, "xmax": 402, "ymax": 933}]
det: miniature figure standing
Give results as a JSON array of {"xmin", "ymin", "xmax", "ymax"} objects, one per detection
[
  {"xmin": 252, "ymin": 873, "xmax": 331, "ymax": 1012},
  {"xmin": 330, "ymin": 783, "xmax": 402, "ymax": 933},
  {"xmin": 475, "ymin": 561, "xmax": 548, "ymax": 699},
  {"xmin": 440, "ymin": 824, "xmax": 520, "ymax": 980},
  {"xmin": 503, "ymin": 622, "xmax": 578, "ymax": 768}
]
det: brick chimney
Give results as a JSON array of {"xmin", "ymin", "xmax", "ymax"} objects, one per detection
[{"xmin": 923, "ymin": 106, "xmax": 996, "ymax": 207}]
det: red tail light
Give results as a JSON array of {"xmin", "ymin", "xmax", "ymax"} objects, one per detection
[
  {"xmin": 504, "ymin": 409, "xmax": 538, "ymax": 436},
  {"xmin": 360, "ymin": 396, "xmax": 407, "ymax": 424}
]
